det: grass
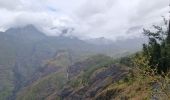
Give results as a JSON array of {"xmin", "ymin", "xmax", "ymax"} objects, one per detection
[
  {"xmin": 69, "ymin": 55, "xmax": 114, "ymax": 88},
  {"xmin": 17, "ymin": 72, "xmax": 67, "ymax": 100},
  {"xmin": 0, "ymin": 86, "xmax": 14, "ymax": 100},
  {"xmin": 95, "ymin": 54, "xmax": 170, "ymax": 100},
  {"xmin": 16, "ymin": 51, "xmax": 73, "ymax": 100},
  {"xmin": 95, "ymin": 72, "xmax": 152, "ymax": 100}
]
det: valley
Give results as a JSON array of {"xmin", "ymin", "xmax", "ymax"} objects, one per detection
[
  {"xmin": 0, "ymin": 26, "xmax": 142, "ymax": 100},
  {"xmin": 0, "ymin": 0, "xmax": 169, "ymax": 100}
]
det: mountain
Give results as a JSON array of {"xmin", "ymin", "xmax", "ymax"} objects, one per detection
[
  {"xmin": 86, "ymin": 37, "xmax": 114, "ymax": 45},
  {"xmin": 16, "ymin": 54, "xmax": 129, "ymax": 100},
  {"xmin": 0, "ymin": 25, "xmax": 47, "ymax": 100},
  {"xmin": 16, "ymin": 50, "xmax": 71, "ymax": 100},
  {"xmin": 0, "ymin": 25, "xmax": 144, "ymax": 100}
]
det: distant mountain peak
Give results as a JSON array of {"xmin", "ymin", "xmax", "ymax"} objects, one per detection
[
  {"xmin": 86, "ymin": 37, "xmax": 113, "ymax": 45},
  {"xmin": 4, "ymin": 25, "xmax": 46, "ymax": 41},
  {"xmin": 6, "ymin": 25, "xmax": 42, "ymax": 34},
  {"xmin": 6, "ymin": 24, "xmax": 38, "ymax": 32}
]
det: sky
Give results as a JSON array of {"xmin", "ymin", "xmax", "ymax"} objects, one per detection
[{"xmin": 0, "ymin": 0, "xmax": 169, "ymax": 40}]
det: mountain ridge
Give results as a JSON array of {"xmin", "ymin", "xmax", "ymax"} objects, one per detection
[{"xmin": 0, "ymin": 25, "xmax": 143, "ymax": 100}]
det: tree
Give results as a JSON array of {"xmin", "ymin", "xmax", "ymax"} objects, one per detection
[
  {"xmin": 165, "ymin": 20, "xmax": 170, "ymax": 71},
  {"xmin": 167, "ymin": 20, "xmax": 170, "ymax": 44},
  {"xmin": 142, "ymin": 18, "xmax": 169, "ymax": 73}
]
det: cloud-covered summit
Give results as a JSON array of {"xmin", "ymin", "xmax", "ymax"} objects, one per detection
[{"xmin": 0, "ymin": 0, "xmax": 169, "ymax": 40}]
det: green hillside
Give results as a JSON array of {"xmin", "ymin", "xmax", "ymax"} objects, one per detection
[{"xmin": 16, "ymin": 54, "xmax": 122, "ymax": 100}]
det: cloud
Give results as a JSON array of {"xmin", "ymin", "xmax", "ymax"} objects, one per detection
[
  {"xmin": 72, "ymin": 0, "xmax": 169, "ymax": 39},
  {"xmin": 0, "ymin": 0, "xmax": 21, "ymax": 10},
  {"xmin": 0, "ymin": 0, "xmax": 168, "ymax": 40}
]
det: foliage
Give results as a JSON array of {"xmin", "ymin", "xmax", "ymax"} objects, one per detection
[
  {"xmin": 17, "ymin": 72, "xmax": 67, "ymax": 100},
  {"xmin": 142, "ymin": 18, "xmax": 170, "ymax": 73},
  {"xmin": 95, "ymin": 49, "xmax": 170, "ymax": 100},
  {"xmin": 117, "ymin": 55, "xmax": 133, "ymax": 67},
  {"xmin": 69, "ymin": 55, "xmax": 114, "ymax": 87},
  {"xmin": 133, "ymin": 53, "xmax": 170, "ymax": 99}
]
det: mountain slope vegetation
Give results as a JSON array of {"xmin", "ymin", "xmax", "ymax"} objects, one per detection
[
  {"xmin": 16, "ymin": 54, "xmax": 129, "ymax": 100},
  {"xmin": 0, "ymin": 23, "xmax": 167, "ymax": 100},
  {"xmin": 0, "ymin": 25, "xmax": 143, "ymax": 100}
]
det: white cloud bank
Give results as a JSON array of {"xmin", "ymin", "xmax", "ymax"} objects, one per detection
[{"xmin": 0, "ymin": 0, "xmax": 169, "ymax": 40}]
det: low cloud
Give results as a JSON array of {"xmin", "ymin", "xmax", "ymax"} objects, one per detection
[{"xmin": 0, "ymin": 0, "xmax": 168, "ymax": 40}]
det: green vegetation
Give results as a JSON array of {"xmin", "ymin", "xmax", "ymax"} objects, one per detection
[
  {"xmin": 95, "ymin": 18, "xmax": 170, "ymax": 100},
  {"xmin": 17, "ymin": 72, "xmax": 67, "ymax": 100},
  {"xmin": 0, "ymin": 15, "xmax": 170, "ymax": 100},
  {"xmin": 0, "ymin": 25, "xmax": 143, "ymax": 99},
  {"xmin": 142, "ymin": 18, "xmax": 170, "ymax": 73},
  {"xmin": 15, "ymin": 21, "xmax": 170, "ymax": 100},
  {"xmin": 95, "ymin": 52, "xmax": 170, "ymax": 100},
  {"xmin": 69, "ymin": 55, "xmax": 114, "ymax": 87},
  {"xmin": 16, "ymin": 50, "xmax": 72, "ymax": 100},
  {"xmin": 0, "ymin": 84, "xmax": 14, "ymax": 100}
]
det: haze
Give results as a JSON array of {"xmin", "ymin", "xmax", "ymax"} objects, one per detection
[{"xmin": 0, "ymin": 0, "xmax": 168, "ymax": 40}]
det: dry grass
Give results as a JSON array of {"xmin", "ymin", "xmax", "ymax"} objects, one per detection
[{"xmin": 95, "ymin": 54, "xmax": 170, "ymax": 100}]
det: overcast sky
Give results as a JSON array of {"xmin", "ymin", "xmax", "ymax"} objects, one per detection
[{"xmin": 0, "ymin": 0, "xmax": 169, "ymax": 40}]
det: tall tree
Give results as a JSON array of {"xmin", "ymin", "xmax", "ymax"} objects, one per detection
[
  {"xmin": 142, "ymin": 18, "xmax": 170, "ymax": 73},
  {"xmin": 165, "ymin": 20, "xmax": 170, "ymax": 71}
]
